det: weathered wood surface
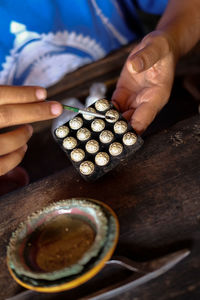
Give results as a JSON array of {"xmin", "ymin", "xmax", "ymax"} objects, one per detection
[{"xmin": 1, "ymin": 114, "xmax": 200, "ymax": 299}]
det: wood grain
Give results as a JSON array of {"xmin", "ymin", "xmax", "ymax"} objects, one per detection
[{"xmin": 1, "ymin": 115, "xmax": 200, "ymax": 299}]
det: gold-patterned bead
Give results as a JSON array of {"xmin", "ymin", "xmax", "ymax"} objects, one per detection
[
  {"xmin": 114, "ymin": 120, "xmax": 128, "ymax": 134},
  {"xmin": 70, "ymin": 148, "xmax": 85, "ymax": 162},
  {"xmin": 55, "ymin": 126, "xmax": 69, "ymax": 138},
  {"xmin": 99, "ymin": 130, "xmax": 114, "ymax": 144},
  {"xmin": 85, "ymin": 140, "xmax": 99, "ymax": 154},
  {"xmin": 123, "ymin": 132, "xmax": 137, "ymax": 146},
  {"xmin": 79, "ymin": 161, "xmax": 95, "ymax": 175},
  {"xmin": 109, "ymin": 142, "xmax": 123, "ymax": 156},
  {"xmin": 95, "ymin": 99, "xmax": 110, "ymax": 111},
  {"xmin": 69, "ymin": 117, "xmax": 83, "ymax": 130},
  {"xmin": 91, "ymin": 119, "xmax": 105, "ymax": 132},
  {"xmin": 82, "ymin": 107, "xmax": 96, "ymax": 120},
  {"xmin": 77, "ymin": 128, "xmax": 91, "ymax": 141},
  {"xmin": 63, "ymin": 137, "xmax": 77, "ymax": 150},
  {"xmin": 95, "ymin": 152, "xmax": 110, "ymax": 166},
  {"xmin": 105, "ymin": 109, "xmax": 119, "ymax": 123}
]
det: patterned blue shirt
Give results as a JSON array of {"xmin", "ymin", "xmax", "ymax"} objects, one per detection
[{"xmin": 0, "ymin": 0, "xmax": 168, "ymax": 87}]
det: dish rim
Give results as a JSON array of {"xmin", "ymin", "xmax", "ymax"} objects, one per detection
[{"xmin": 7, "ymin": 198, "xmax": 119, "ymax": 292}]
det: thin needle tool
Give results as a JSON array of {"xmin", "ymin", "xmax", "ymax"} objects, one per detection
[{"xmin": 62, "ymin": 105, "xmax": 114, "ymax": 121}]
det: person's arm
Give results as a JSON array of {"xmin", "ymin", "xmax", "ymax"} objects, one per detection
[
  {"xmin": 157, "ymin": 0, "xmax": 200, "ymax": 58},
  {"xmin": 130, "ymin": 0, "xmax": 200, "ymax": 72},
  {"xmin": 0, "ymin": 86, "xmax": 63, "ymax": 175},
  {"xmin": 112, "ymin": 0, "xmax": 200, "ymax": 133}
]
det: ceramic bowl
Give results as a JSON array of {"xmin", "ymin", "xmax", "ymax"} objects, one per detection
[{"xmin": 7, "ymin": 198, "xmax": 119, "ymax": 292}]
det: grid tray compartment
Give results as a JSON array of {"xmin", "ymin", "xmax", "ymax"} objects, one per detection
[{"xmin": 54, "ymin": 100, "xmax": 143, "ymax": 181}]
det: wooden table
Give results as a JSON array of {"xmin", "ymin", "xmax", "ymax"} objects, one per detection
[{"xmin": 1, "ymin": 114, "xmax": 200, "ymax": 300}]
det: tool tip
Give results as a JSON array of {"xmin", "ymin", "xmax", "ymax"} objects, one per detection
[{"xmin": 106, "ymin": 115, "xmax": 115, "ymax": 121}]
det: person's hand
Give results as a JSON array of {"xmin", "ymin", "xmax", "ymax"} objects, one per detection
[
  {"xmin": 112, "ymin": 30, "xmax": 177, "ymax": 134},
  {"xmin": 0, "ymin": 85, "xmax": 63, "ymax": 176}
]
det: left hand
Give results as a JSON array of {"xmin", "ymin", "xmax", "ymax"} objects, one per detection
[
  {"xmin": 0, "ymin": 85, "xmax": 63, "ymax": 176},
  {"xmin": 112, "ymin": 30, "xmax": 177, "ymax": 134}
]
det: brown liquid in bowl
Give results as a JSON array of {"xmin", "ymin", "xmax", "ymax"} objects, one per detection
[{"xmin": 25, "ymin": 214, "xmax": 96, "ymax": 272}]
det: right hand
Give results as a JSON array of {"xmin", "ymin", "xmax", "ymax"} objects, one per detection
[
  {"xmin": 112, "ymin": 31, "xmax": 176, "ymax": 134},
  {"xmin": 0, "ymin": 85, "xmax": 63, "ymax": 176}
]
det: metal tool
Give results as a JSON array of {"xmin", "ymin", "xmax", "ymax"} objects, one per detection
[
  {"xmin": 62, "ymin": 105, "xmax": 114, "ymax": 121},
  {"xmin": 6, "ymin": 249, "xmax": 190, "ymax": 300},
  {"xmin": 86, "ymin": 249, "xmax": 190, "ymax": 300}
]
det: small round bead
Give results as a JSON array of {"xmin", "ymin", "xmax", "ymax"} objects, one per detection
[
  {"xmin": 99, "ymin": 130, "xmax": 114, "ymax": 144},
  {"xmin": 63, "ymin": 137, "xmax": 77, "ymax": 150},
  {"xmin": 123, "ymin": 132, "xmax": 137, "ymax": 146},
  {"xmin": 79, "ymin": 161, "xmax": 95, "ymax": 175},
  {"xmin": 85, "ymin": 140, "xmax": 99, "ymax": 154},
  {"xmin": 91, "ymin": 119, "xmax": 105, "ymax": 132},
  {"xmin": 109, "ymin": 142, "xmax": 123, "ymax": 156},
  {"xmin": 70, "ymin": 148, "xmax": 85, "ymax": 162},
  {"xmin": 55, "ymin": 126, "xmax": 69, "ymax": 138},
  {"xmin": 77, "ymin": 128, "xmax": 91, "ymax": 141},
  {"xmin": 105, "ymin": 109, "xmax": 119, "ymax": 123},
  {"xmin": 82, "ymin": 107, "xmax": 96, "ymax": 120},
  {"xmin": 95, "ymin": 99, "xmax": 110, "ymax": 111},
  {"xmin": 114, "ymin": 120, "xmax": 128, "ymax": 134},
  {"xmin": 95, "ymin": 152, "xmax": 110, "ymax": 166},
  {"xmin": 69, "ymin": 117, "xmax": 83, "ymax": 130}
]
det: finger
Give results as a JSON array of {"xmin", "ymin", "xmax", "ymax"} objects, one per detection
[
  {"xmin": 3, "ymin": 166, "xmax": 29, "ymax": 186},
  {"xmin": 122, "ymin": 108, "xmax": 135, "ymax": 121},
  {"xmin": 128, "ymin": 34, "xmax": 170, "ymax": 73},
  {"xmin": 129, "ymin": 87, "xmax": 170, "ymax": 133},
  {"xmin": 0, "ymin": 125, "xmax": 33, "ymax": 156},
  {"xmin": 0, "ymin": 101, "xmax": 63, "ymax": 128},
  {"xmin": 112, "ymin": 88, "xmax": 127, "ymax": 112},
  {"xmin": 0, "ymin": 85, "xmax": 47, "ymax": 105},
  {"xmin": 112, "ymin": 87, "xmax": 135, "ymax": 112},
  {"xmin": 130, "ymin": 102, "xmax": 158, "ymax": 134},
  {"xmin": 0, "ymin": 144, "xmax": 28, "ymax": 176},
  {"xmin": 0, "ymin": 166, "xmax": 29, "ymax": 196}
]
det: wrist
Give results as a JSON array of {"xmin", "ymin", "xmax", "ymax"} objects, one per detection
[{"xmin": 156, "ymin": 0, "xmax": 200, "ymax": 60}]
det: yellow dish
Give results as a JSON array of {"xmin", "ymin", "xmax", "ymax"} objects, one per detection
[{"xmin": 7, "ymin": 198, "xmax": 119, "ymax": 292}]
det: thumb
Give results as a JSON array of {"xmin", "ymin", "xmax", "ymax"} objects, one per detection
[{"xmin": 128, "ymin": 32, "xmax": 171, "ymax": 73}]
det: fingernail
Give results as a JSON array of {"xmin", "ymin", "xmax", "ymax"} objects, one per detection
[
  {"xmin": 36, "ymin": 88, "xmax": 47, "ymax": 100},
  {"xmin": 132, "ymin": 57, "xmax": 144, "ymax": 72},
  {"xmin": 22, "ymin": 144, "xmax": 28, "ymax": 152},
  {"xmin": 26, "ymin": 124, "xmax": 33, "ymax": 136},
  {"xmin": 51, "ymin": 103, "xmax": 62, "ymax": 116}
]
